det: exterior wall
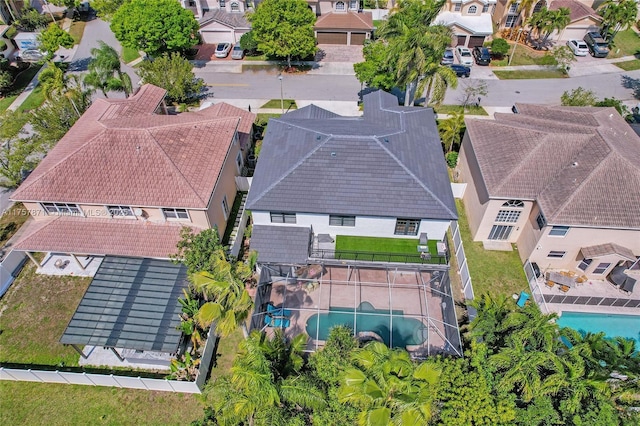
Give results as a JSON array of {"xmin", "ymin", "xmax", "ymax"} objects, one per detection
[
  {"xmin": 252, "ymin": 211, "xmax": 452, "ymax": 241},
  {"xmin": 461, "ymin": 0, "xmax": 487, "ymax": 16},
  {"xmin": 516, "ymin": 203, "xmax": 542, "ymax": 262},
  {"xmin": 472, "ymin": 199, "xmax": 534, "ymax": 243},
  {"xmin": 553, "ymin": 17, "xmax": 601, "ymax": 41},
  {"xmin": 457, "ymin": 134, "xmax": 489, "ymax": 238}
]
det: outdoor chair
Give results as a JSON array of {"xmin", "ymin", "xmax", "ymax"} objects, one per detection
[
  {"xmin": 559, "ymin": 285, "xmax": 570, "ymax": 293},
  {"xmin": 267, "ymin": 303, "xmax": 292, "ymax": 318},
  {"xmin": 545, "ymin": 280, "xmax": 555, "ymax": 288},
  {"xmin": 576, "ymin": 275, "xmax": 588, "ymax": 285}
]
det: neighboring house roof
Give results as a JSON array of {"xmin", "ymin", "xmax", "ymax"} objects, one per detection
[
  {"xmin": 11, "ymin": 84, "xmax": 255, "ymax": 209},
  {"xmin": 451, "ymin": 0, "xmax": 496, "ymax": 4},
  {"xmin": 251, "ymin": 225, "xmax": 312, "ymax": 264},
  {"xmin": 314, "ymin": 11, "xmax": 373, "ymax": 30},
  {"xmin": 199, "ymin": 9, "xmax": 250, "ymax": 29},
  {"xmin": 246, "ymin": 90, "xmax": 457, "ymax": 220},
  {"xmin": 581, "ymin": 243, "xmax": 637, "ymax": 262},
  {"xmin": 12, "ymin": 216, "xmax": 201, "ymax": 258},
  {"xmin": 549, "ymin": 0, "xmax": 601, "ymax": 23},
  {"xmin": 464, "ymin": 104, "xmax": 640, "ymax": 229},
  {"xmin": 434, "ymin": 11, "xmax": 494, "ymax": 36}
]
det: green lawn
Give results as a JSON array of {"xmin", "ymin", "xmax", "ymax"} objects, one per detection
[
  {"xmin": 494, "ymin": 69, "xmax": 567, "ymax": 79},
  {"xmin": 122, "ymin": 46, "xmax": 141, "ymax": 63},
  {"xmin": 0, "ymin": 262, "xmax": 91, "ymax": 365},
  {"xmin": 491, "ymin": 44, "xmax": 557, "ymax": 67},
  {"xmin": 615, "ymin": 58, "xmax": 640, "ymax": 71},
  {"xmin": 68, "ymin": 20, "xmax": 86, "ymax": 45},
  {"xmin": 609, "ymin": 29, "xmax": 640, "ymax": 58},
  {"xmin": 0, "ymin": 203, "xmax": 30, "ymax": 248},
  {"xmin": 373, "ymin": 19, "xmax": 385, "ymax": 27},
  {"xmin": 335, "ymin": 235, "xmax": 437, "ymax": 255},
  {"xmin": 455, "ymin": 200, "xmax": 527, "ymax": 297},
  {"xmin": 433, "ymin": 105, "xmax": 488, "ymax": 116},
  {"xmin": 16, "ymin": 84, "xmax": 46, "ymax": 112},
  {"xmin": 210, "ymin": 328, "xmax": 243, "ymax": 380},
  {"xmin": 0, "ymin": 381, "xmax": 202, "ymax": 425},
  {"xmin": 244, "ymin": 54, "xmax": 267, "ymax": 61},
  {"xmin": 260, "ymin": 99, "xmax": 297, "ymax": 110},
  {"xmin": 0, "ymin": 64, "xmax": 42, "ymax": 113}
]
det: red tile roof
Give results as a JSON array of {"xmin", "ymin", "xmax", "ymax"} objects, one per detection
[
  {"xmin": 11, "ymin": 85, "xmax": 256, "ymax": 209},
  {"xmin": 549, "ymin": 0, "xmax": 600, "ymax": 22},
  {"xmin": 315, "ymin": 11, "xmax": 373, "ymax": 30},
  {"xmin": 13, "ymin": 216, "xmax": 202, "ymax": 259}
]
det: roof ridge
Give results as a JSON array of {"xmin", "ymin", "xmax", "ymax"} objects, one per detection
[
  {"xmin": 352, "ymin": 10, "xmax": 370, "ymax": 27},
  {"xmin": 103, "ymin": 115, "xmax": 241, "ymax": 130},
  {"xmin": 373, "ymin": 136, "xmax": 457, "ymax": 218}
]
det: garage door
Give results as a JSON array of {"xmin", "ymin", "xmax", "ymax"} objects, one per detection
[
  {"xmin": 468, "ymin": 36, "xmax": 486, "ymax": 48},
  {"xmin": 350, "ymin": 33, "xmax": 366, "ymax": 45},
  {"xmin": 200, "ymin": 31, "xmax": 234, "ymax": 45},
  {"xmin": 456, "ymin": 35, "xmax": 467, "ymax": 46},
  {"xmin": 559, "ymin": 27, "xmax": 589, "ymax": 41},
  {"xmin": 317, "ymin": 32, "xmax": 348, "ymax": 45}
]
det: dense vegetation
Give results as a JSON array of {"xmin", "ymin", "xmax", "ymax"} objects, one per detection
[{"xmin": 193, "ymin": 295, "xmax": 640, "ymax": 425}]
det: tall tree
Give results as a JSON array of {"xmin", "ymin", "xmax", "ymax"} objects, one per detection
[
  {"xmin": 137, "ymin": 52, "xmax": 204, "ymax": 103},
  {"xmin": 29, "ymin": 88, "xmax": 92, "ymax": 147},
  {"xmin": 171, "ymin": 227, "xmax": 224, "ymax": 274},
  {"xmin": 247, "ymin": 0, "xmax": 317, "ymax": 69},
  {"xmin": 91, "ymin": 0, "xmax": 129, "ymax": 21},
  {"xmin": 598, "ymin": 0, "xmax": 638, "ymax": 42},
  {"xmin": 37, "ymin": 23, "xmax": 74, "ymax": 60},
  {"xmin": 84, "ymin": 41, "xmax": 132, "ymax": 98},
  {"xmin": 527, "ymin": 7, "xmax": 570, "ymax": 50},
  {"xmin": 110, "ymin": 0, "xmax": 199, "ymax": 56},
  {"xmin": 0, "ymin": 110, "xmax": 39, "ymax": 189},
  {"xmin": 354, "ymin": 41, "xmax": 396, "ymax": 92},
  {"xmin": 438, "ymin": 111, "xmax": 465, "ymax": 153}
]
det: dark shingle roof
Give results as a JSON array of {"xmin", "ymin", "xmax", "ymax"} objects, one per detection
[
  {"xmin": 246, "ymin": 91, "xmax": 457, "ymax": 220},
  {"xmin": 251, "ymin": 225, "xmax": 311, "ymax": 264},
  {"xmin": 465, "ymin": 104, "xmax": 640, "ymax": 228}
]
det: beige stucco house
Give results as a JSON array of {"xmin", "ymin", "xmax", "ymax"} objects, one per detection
[
  {"xmin": 181, "ymin": 0, "xmax": 252, "ymax": 44},
  {"xmin": 435, "ymin": 0, "xmax": 497, "ymax": 47},
  {"xmin": 10, "ymin": 84, "xmax": 255, "ymax": 265},
  {"xmin": 457, "ymin": 104, "xmax": 640, "ymax": 280}
]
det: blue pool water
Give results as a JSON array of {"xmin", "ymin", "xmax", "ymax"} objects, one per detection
[{"xmin": 557, "ymin": 312, "xmax": 640, "ymax": 346}]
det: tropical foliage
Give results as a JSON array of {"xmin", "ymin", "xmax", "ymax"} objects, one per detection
[
  {"xmin": 527, "ymin": 7, "xmax": 571, "ymax": 50},
  {"xmin": 598, "ymin": 0, "xmax": 638, "ymax": 42},
  {"xmin": 84, "ymin": 41, "xmax": 132, "ymax": 98},
  {"xmin": 137, "ymin": 52, "xmax": 205, "ymax": 104},
  {"xmin": 38, "ymin": 23, "xmax": 75, "ymax": 60}
]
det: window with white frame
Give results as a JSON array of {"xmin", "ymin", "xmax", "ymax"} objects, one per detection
[
  {"xmin": 549, "ymin": 226, "xmax": 570, "ymax": 237},
  {"xmin": 41, "ymin": 202, "xmax": 81, "ymax": 216},
  {"xmin": 505, "ymin": 14, "xmax": 518, "ymax": 27},
  {"xmin": 222, "ymin": 195, "xmax": 229, "ymax": 220},
  {"xmin": 536, "ymin": 212, "xmax": 547, "ymax": 229},
  {"xmin": 502, "ymin": 200, "xmax": 524, "ymax": 208},
  {"xmin": 270, "ymin": 212, "xmax": 296, "ymax": 223},
  {"xmin": 454, "ymin": 3, "xmax": 461, "ymax": 11},
  {"xmin": 220, "ymin": 0, "xmax": 225, "ymax": 7},
  {"xmin": 577, "ymin": 258, "xmax": 592, "ymax": 271},
  {"xmin": 236, "ymin": 152, "xmax": 243, "ymax": 173},
  {"xmin": 468, "ymin": 5, "xmax": 477, "ymax": 13},
  {"xmin": 329, "ymin": 215, "xmax": 356, "ymax": 227},
  {"xmin": 547, "ymin": 251, "xmax": 566, "ymax": 258},
  {"xmin": 508, "ymin": 2, "xmax": 519, "ymax": 13},
  {"xmin": 532, "ymin": 1, "xmax": 544, "ymax": 14},
  {"xmin": 482, "ymin": 4, "xmax": 489, "ymax": 12},
  {"xmin": 107, "ymin": 205, "xmax": 134, "ymax": 217},
  {"xmin": 335, "ymin": 1, "xmax": 345, "ymax": 10},
  {"xmin": 230, "ymin": 2, "xmax": 240, "ymax": 11},
  {"xmin": 593, "ymin": 262, "xmax": 611, "ymax": 274},
  {"xmin": 394, "ymin": 218, "xmax": 420, "ymax": 235},
  {"xmin": 495, "ymin": 210, "xmax": 521, "ymax": 223},
  {"xmin": 488, "ymin": 225, "xmax": 513, "ymax": 240},
  {"xmin": 162, "ymin": 208, "xmax": 189, "ymax": 220},
  {"xmin": 349, "ymin": 0, "xmax": 358, "ymax": 9}
]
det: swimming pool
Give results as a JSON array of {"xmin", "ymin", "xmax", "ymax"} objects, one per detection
[{"xmin": 556, "ymin": 312, "xmax": 640, "ymax": 346}]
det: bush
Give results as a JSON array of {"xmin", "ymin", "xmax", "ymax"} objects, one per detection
[
  {"xmin": 239, "ymin": 31, "xmax": 259, "ymax": 55},
  {"xmin": 446, "ymin": 152, "xmax": 458, "ymax": 168},
  {"xmin": 5, "ymin": 25, "xmax": 18, "ymax": 39},
  {"xmin": 16, "ymin": 7, "xmax": 49, "ymax": 31},
  {"xmin": 490, "ymin": 38, "xmax": 510, "ymax": 58},
  {"xmin": 0, "ymin": 40, "xmax": 6, "ymax": 51}
]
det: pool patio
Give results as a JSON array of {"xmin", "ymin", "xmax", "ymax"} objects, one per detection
[{"xmin": 251, "ymin": 264, "xmax": 462, "ymax": 358}]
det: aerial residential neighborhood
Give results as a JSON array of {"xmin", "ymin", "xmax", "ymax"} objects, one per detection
[{"xmin": 0, "ymin": 0, "xmax": 639, "ymax": 424}]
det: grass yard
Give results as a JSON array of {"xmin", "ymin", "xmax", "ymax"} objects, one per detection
[
  {"xmin": 210, "ymin": 328, "xmax": 243, "ymax": 379},
  {"xmin": 16, "ymin": 83, "xmax": 45, "ymax": 112},
  {"xmin": 0, "ymin": 381, "xmax": 203, "ymax": 425},
  {"xmin": 455, "ymin": 200, "xmax": 527, "ymax": 297},
  {"xmin": 260, "ymin": 99, "xmax": 297, "ymax": 110},
  {"xmin": 122, "ymin": 46, "xmax": 141, "ymax": 63},
  {"xmin": 0, "ymin": 203, "xmax": 30, "ymax": 247},
  {"xmin": 609, "ymin": 29, "xmax": 640, "ymax": 58},
  {"xmin": 0, "ymin": 261, "xmax": 91, "ymax": 365},
  {"xmin": 68, "ymin": 20, "xmax": 86, "ymax": 45},
  {"xmin": 244, "ymin": 54, "xmax": 267, "ymax": 61},
  {"xmin": 491, "ymin": 44, "xmax": 557, "ymax": 67},
  {"xmin": 335, "ymin": 235, "xmax": 437, "ymax": 255},
  {"xmin": 433, "ymin": 105, "xmax": 488, "ymax": 116},
  {"xmin": 615, "ymin": 58, "xmax": 640, "ymax": 71},
  {"xmin": 494, "ymin": 69, "xmax": 567, "ymax": 79},
  {"xmin": 0, "ymin": 64, "xmax": 42, "ymax": 113}
]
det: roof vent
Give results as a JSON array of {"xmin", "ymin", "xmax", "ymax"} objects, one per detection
[
  {"xmin": 571, "ymin": 161, "xmax": 578, "ymax": 167},
  {"xmin": 383, "ymin": 138, "xmax": 389, "ymax": 143},
  {"xmin": 316, "ymin": 135, "xmax": 321, "ymax": 140},
  {"xmin": 331, "ymin": 152, "xmax": 337, "ymax": 157}
]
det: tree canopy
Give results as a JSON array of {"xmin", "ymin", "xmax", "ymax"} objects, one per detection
[
  {"xmin": 110, "ymin": 0, "xmax": 199, "ymax": 56},
  {"xmin": 38, "ymin": 23, "xmax": 74, "ymax": 59},
  {"xmin": 91, "ymin": 0, "xmax": 130, "ymax": 21},
  {"xmin": 137, "ymin": 52, "xmax": 204, "ymax": 103},
  {"xmin": 247, "ymin": 0, "xmax": 317, "ymax": 68}
]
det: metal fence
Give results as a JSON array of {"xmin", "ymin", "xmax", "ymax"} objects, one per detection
[
  {"xmin": 542, "ymin": 294, "xmax": 640, "ymax": 308},
  {"xmin": 524, "ymin": 260, "xmax": 550, "ymax": 314},
  {"xmin": 450, "ymin": 221, "xmax": 474, "ymax": 301},
  {"xmin": 308, "ymin": 249, "xmax": 448, "ymax": 265}
]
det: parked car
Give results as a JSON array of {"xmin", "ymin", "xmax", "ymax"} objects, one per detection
[
  {"xmin": 441, "ymin": 48, "xmax": 454, "ymax": 65},
  {"xmin": 455, "ymin": 46, "xmax": 474, "ymax": 66},
  {"xmin": 583, "ymin": 32, "xmax": 610, "ymax": 58},
  {"xmin": 449, "ymin": 64, "xmax": 470, "ymax": 78},
  {"xmin": 566, "ymin": 39, "xmax": 589, "ymax": 56},
  {"xmin": 17, "ymin": 49, "xmax": 44, "ymax": 62},
  {"xmin": 231, "ymin": 44, "xmax": 245, "ymax": 60},
  {"xmin": 214, "ymin": 43, "xmax": 232, "ymax": 58},
  {"xmin": 472, "ymin": 46, "xmax": 491, "ymax": 65}
]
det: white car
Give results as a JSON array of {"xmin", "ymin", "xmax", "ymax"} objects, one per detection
[
  {"xmin": 566, "ymin": 39, "xmax": 589, "ymax": 56},
  {"xmin": 455, "ymin": 46, "xmax": 474, "ymax": 66}
]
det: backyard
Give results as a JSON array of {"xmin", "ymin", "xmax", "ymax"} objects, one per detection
[{"xmin": 335, "ymin": 235, "xmax": 437, "ymax": 256}]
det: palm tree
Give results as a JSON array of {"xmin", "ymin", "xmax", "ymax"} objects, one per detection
[
  {"xmin": 598, "ymin": 0, "xmax": 638, "ymax": 42},
  {"xmin": 38, "ymin": 62, "xmax": 87, "ymax": 117},
  {"xmin": 338, "ymin": 341, "xmax": 441, "ymax": 425},
  {"xmin": 422, "ymin": 61, "xmax": 458, "ymax": 106},
  {"xmin": 85, "ymin": 40, "xmax": 132, "ymax": 98},
  {"xmin": 499, "ymin": 302, "xmax": 560, "ymax": 352},
  {"xmin": 438, "ymin": 111, "xmax": 465, "ymax": 153},
  {"xmin": 528, "ymin": 7, "xmax": 571, "ymax": 49},
  {"xmin": 466, "ymin": 293, "xmax": 513, "ymax": 349}
]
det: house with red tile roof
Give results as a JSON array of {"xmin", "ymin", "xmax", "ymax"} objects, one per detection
[{"xmin": 10, "ymin": 84, "xmax": 256, "ymax": 266}]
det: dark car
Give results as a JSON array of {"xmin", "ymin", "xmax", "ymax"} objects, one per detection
[
  {"xmin": 583, "ymin": 32, "xmax": 610, "ymax": 58},
  {"xmin": 441, "ymin": 48, "xmax": 454, "ymax": 65},
  {"xmin": 449, "ymin": 64, "xmax": 470, "ymax": 78},
  {"xmin": 472, "ymin": 47, "xmax": 491, "ymax": 65}
]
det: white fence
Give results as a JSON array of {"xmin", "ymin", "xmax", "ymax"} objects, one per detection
[
  {"xmin": 524, "ymin": 260, "xmax": 550, "ymax": 314},
  {"xmin": 451, "ymin": 221, "xmax": 474, "ymax": 301},
  {"xmin": 235, "ymin": 176, "xmax": 252, "ymax": 192},
  {"xmin": 0, "ymin": 250, "xmax": 27, "ymax": 297},
  {"xmin": 364, "ymin": 8, "xmax": 390, "ymax": 21}
]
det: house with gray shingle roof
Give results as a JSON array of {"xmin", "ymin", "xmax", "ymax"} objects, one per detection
[
  {"xmin": 457, "ymin": 103, "xmax": 640, "ymax": 280},
  {"xmin": 246, "ymin": 90, "xmax": 457, "ymax": 265}
]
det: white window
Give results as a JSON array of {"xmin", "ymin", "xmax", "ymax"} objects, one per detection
[
  {"xmin": 162, "ymin": 208, "xmax": 190, "ymax": 220},
  {"xmin": 536, "ymin": 212, "xmax": 547, "ymax": 229},
  {"xmin": 505, "ymin": 14, "xmax": 518, "ymax": 28},
  {"xmin": 482, "ymin": 4, "xmax": 489, "ymax": 13},
  {"xmin": 495, "ymin": 210, "xmax": 521, "ymax": 223},
  {"xmin": 468, "ymin": 5, "xmax": 477, "ymax": 13},
  {"xmin": 395, "ymin": 218, "xmax": 420, "ymax": 235},
  {"xmin": 335, "ymin": 1, "xmax": 345, "ymax": 10},
  {"xmin": 222, "ymin": 195, "xmax": 229, "ymax": 220},
  {"xmin": 107, "ymin": 205, "xmax": 134, "ymax": 217},
  {"xmin": 349, "ymin": 0, "xmax": 358, "ymax": 9},
  {"xmin": 502, "ymin": 200, "xmax": 524, "ymax": 208},
  {"xmin": 488, "ymin": 225, "xmax": 513, "ymax": 240},
  {"xmin": 220, "ymin": 0, "xmax": 225, "ymax": 7},
  {"xmin": 593, "ymin": 262, "xmax": 611, "ymax": 274},
  {"xmin": 230, "ymin": 2, "xmax": 240, "ymax": 11},
  {"xmin": 547, "ymin": 251, "xmax": 566, "ymax": 259},
  {"xmin": 236, "ymin": 152, "xmax": 243, "ymax": 173},
  {"xmin": 270, "ymin": 212, "xmax": 296, "ymax": 223},
  {"xmin": 549, "ymin": 226, "xmax": 569, "ymax": 237},
  {"xmin": 577, "ymin": 258, "xmax": 592, "ymax": 271},
  {"xmin": 329, "ymin": 215, "xmax": 356, "ymax": 227},
  {"xmin": 454, "ymin": 3, "xmax": 461, "ymax": 11},
  {"xmin": 41, "ymin": 202, "xmax": 81, "ymax": 216},
  {"xmin": 508, "ymin": 2, "xmax": 519, "ymax": 14},
  {"xmin": 532, "ymin": 1, "xmax": 544, "ymax": 14}
]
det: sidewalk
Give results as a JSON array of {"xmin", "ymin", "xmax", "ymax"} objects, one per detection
[{"xmin": 489, "ymin": 54, "xmax": 637, "ymax": 78}]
